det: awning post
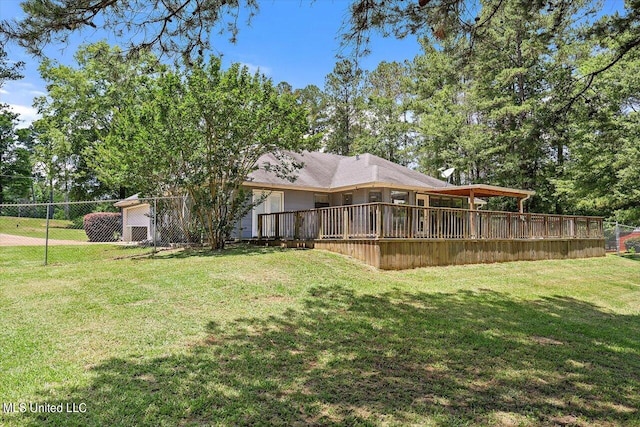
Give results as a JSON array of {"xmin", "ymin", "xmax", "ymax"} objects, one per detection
[{"xmin": 469, "ymin": 189, "xmax": 476, "ymax": 238}]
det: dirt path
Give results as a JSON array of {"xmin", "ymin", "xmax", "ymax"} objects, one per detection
[{"xmin": 0, "ymin": 233, "xmax": 95, "ymax": 246}]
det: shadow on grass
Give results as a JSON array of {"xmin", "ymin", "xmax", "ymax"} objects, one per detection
[
  {"xmin": 22, "ymin": 288, "xmax": 640, "ymax": 426},
  {"xmin": 154, "ymin": 243, "xmax": 294, "ymax": 259},
  {"xmin": 620, "ymin": 253, "xmax": 640, "ymax": 262}
]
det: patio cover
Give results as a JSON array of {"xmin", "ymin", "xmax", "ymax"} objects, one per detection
[{"xmin": 426, "ymin": 184, "xmax": 535, "ymax": 213}]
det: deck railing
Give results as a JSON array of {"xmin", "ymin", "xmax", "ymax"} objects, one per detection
[{"xmin": 257, "ymin": 203, "xmax": 604, "ymax": 241}]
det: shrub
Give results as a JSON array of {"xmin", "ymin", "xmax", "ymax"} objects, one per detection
[
  {"xmin": 83, "ymin": 212, "xmax": 122, "ymax": 242},
  {"xmin": 625, "ymin": 237, "xmax": 640, "ymax": 253}
]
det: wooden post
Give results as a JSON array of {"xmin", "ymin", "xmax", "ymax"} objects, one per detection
[
  {"xmin": 343, "ymin": 207, "xmax": 349, "ymax": 239},
  {"xmin": 469, "ymin": 189, "xmax": 476, "ymax": 238},
  {"xmin": 317, "ymin": 209, "xmax": 323, "ymax": 239},
  {"xmin": 507, "ymin": 213, "xmax": 512, "ymax": 239},
  {"xmin": 274, "ymin": 214, "xmax": 280, "ymax": 240},
  {"xmin": 407, "ymin": 205, "xmax": 413, "ymax": 238},
  {"xmin": 258, "ymin": 214, "xmax": 263, "ymax": 240},
  {"xmin": 544, "ymin": 215, "xmax": 549, "ymax": 238},
  {"xmin": 294, "ymin": 212, "xmax": 301, "ymax": 240},
  {"xmin": 376, "ymin": 204, "xmax": 382, "ymax": 238}
]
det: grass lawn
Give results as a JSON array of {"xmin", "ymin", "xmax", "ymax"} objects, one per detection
[
  {"xmin": 0, "ymin": 216, "xmax": 88, "ymax": 241},
  {"xmin": 1, "ymin": 245, "xmax": 639, "ymax": 426}
]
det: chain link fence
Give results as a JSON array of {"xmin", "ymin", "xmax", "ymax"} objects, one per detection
[
  {"xmin": 0, "ymin": 196, "xmax": 206, "ymax": 265},
  {"xmin": 604, "ymin": 221, "xmax": 640, "ymax": 253}
]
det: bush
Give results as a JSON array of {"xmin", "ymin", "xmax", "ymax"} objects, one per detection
[
  {"xmin": 625, "ymin": 237, "xmax": 640, "ymax": 253},
  {"xmin": 83, "ymin": 212, "xmax": 122, "ymax": 242}
]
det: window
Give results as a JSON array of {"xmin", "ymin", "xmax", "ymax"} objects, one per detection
[
  {"xmin": 429, "ymin": 195, "xmax": 468, "ymax": 209},
  {"xmin": 369, "ymin": 191, "xmax": 382, "ymax": 203},
  {"xmin": 429, "ymin": 196, "xmax": 449, "ymax": 208},
  {"xmin": 314, "ymin": 194, "xmax": 330, "ymax": 208},
  {"xmin": 342, "ymin": 193, "xmax": 353, "ymax": 205},
  {"xmin": 391, "ymin": 190, "xmax": 409, "ymax": 205}
]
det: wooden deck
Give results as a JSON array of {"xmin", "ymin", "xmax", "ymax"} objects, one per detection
[{"xmin": 255, "ymin": 203, "xmax": 605, "ymax": 270}]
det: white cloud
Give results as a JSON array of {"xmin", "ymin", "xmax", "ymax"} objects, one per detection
[
  {"xmin": 8, "ymin": 104, "xmax": 40, "ymax": 127},
  {"xmin": 0, "ymin": 88, "xmax": 9, "ymax": 95},
  {"xmin": 240, "ymin": 62, "xmax": 272, "ymax": 76}
]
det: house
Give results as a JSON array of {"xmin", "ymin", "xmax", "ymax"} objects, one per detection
[
  {"xmin": 240, "ymin": 151, "xmax": 604, "ymax": 269},
  {"xmin": 114, "ymin": 194, "xmax": 152, "ymax": 242},
  {"xmin": 114, "ymin": 194, "xmax": 192, "ymax": 244},
  {"xmin": 236, "ymin": 151, "xmax": 534, "ymax": 239},
  {"xmin": 112, "ymin": 151, "xmax": 604, "ymax": 269}
]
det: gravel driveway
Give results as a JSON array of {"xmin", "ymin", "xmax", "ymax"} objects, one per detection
[{"xmin": 0, "ymin": 233, "xmax": 94, "ymax": 246}]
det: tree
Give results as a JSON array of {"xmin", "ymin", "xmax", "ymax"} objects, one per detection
[
  {"xmin": 0, "ymin": 46, "xmax": 30, "ymax": 206},
  {"xmin": 355, "ymin": 60, "xmax": 413, "ymax": 165},
  {"xmin": 4, "ymin": 2, "xmax": 638, "ymax": 158},
  {"xmin": 323, "ymin": 59, "xmax": 364, "ymax": 155},
  {"xmin": 33, "ymin": 42, "xmax": 162, "ymax": 200},
  {"xmin": 30, "ymin": 116, "xmax": 69, "ymax": 204},
  {"xmin": 556, "ymin": 44, "xmax": 640, "ymax": 223},
  {"xmin": 411, "ymin": 40, "xmax": 479, "ymax": 185},
  {"xmin": 0, "ymin": 109, "xmax": 33, "ymax": 205},
  {"xmin": 294, "ymin": 84, "xmax": 327, "ymax": 144},
  {"xmin": 3, "ymin": 0, "xmax": 638, "ymax": 75},
  {"xmin": 97, "ymin": 56, "xmax": 309, "ymax": 249},
  {"xmin": 409, "ymin": 0, "xmax": 603, "ymax": 212}
]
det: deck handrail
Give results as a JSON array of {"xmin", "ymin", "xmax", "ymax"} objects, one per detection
[{"xmin": 257, "ymin": 202, "xmax": 604, "ymax": 241}]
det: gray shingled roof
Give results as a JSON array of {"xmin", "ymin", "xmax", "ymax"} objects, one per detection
[{"xmin": 247, "ymin": 151, "xmax": 448, "ymax": 190}]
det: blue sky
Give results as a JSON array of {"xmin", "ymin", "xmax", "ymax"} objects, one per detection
[
  {"xmin": 1, "ymin": 1, "xmax": 627, "ymax": 128},
  {"xmin": 0, "ymin": 0, "xmax": 424, "ymax": 128}
]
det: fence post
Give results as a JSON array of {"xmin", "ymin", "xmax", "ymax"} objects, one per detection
[
  {"xmin": 43, "ymin": 202, "xmax": 51, "ymax": 266},
  {"xmin": 376, "ymin": 204, "xmax": 382, "ymax": 238},
  {"xmin": 153, "ymin": 198, "xmax": 157, "ymax": 255},
  {"xmin": 615, "ymin": 221, "xmax": 620, "ymax": 255}
]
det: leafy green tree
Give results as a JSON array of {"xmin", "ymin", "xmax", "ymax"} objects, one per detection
[
  {"xmin": 0, "ymin": 109, "xmax": 33, "ymax": 205},
  {"xmin": 30, "ymin": 116, "xmax": 69, "ymax": 204},
  {"xmin": 0, "ymin": 46, "xmax": 30, "ymax": 206},
  {"xmin": 33, "ymin": 42, "xmax": 162, "ymax": 200},
  {"xmin": 410, "ymin": 41, "xmax": 476, "ymax": 184},
  {"xmin": 323, "ymin": 59, "xmax": 364, "ymax": 155},
  {"xmin": 557, "ymin": 45, "xmax": 640, "ymax": 223},
  {"xmin": 355, "ymin": 60, "xmax": 413, "ymax": 165},
  {"xmin": 411, "ymin": 0, "xmax": 597, "ymax": 212},
  {"xmin": 294, "ymin": 84, "xmax": 327, "ymax": 144},
  {"xmin": 98, "ymin": 57, "xmax": 309, "ymax": 249},
  {"xmin": 4, "ymin": 0, "xmax": 637, "ymax": 82}
]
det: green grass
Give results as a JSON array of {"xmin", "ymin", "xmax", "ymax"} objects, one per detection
[
  {"xmin": 1, "ymin": 246, "xmax": 639, "ymax": 426},
  {"xmin": 0, "ymin": 216, "xmax": 88, "ymax": 241}
]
